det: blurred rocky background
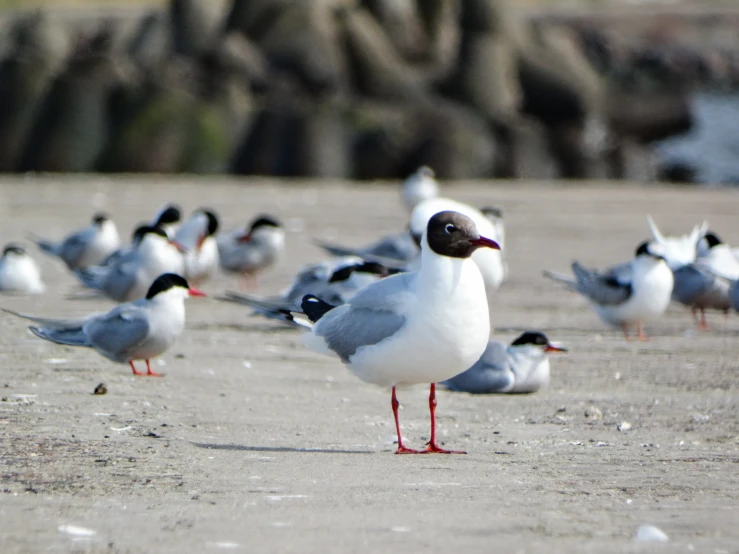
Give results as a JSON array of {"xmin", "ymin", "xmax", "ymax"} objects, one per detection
[{"xmin": 0, "ymin": 0, "xmax": 736, "ymax": 183}]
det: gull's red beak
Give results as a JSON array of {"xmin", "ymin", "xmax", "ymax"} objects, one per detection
[
  {"xmin": 545, "ymin": 343, "xmax": 567, "ymax": 353},
  {"xmin": 470, "ymin": 236, "xmax": 501, "ymax": 250},
  {"xmin": 170, "ymin": 240, "xmax": 187, "ymax": 253},
  {"xmin": 237, "ymin": 232, "xmax": 252, "ymax": 243},
  {"xmin": 188, "ymin": 288, "xmax": 207, "ymax": 297}
]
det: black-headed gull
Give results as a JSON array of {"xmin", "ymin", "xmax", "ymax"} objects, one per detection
[
  {"xmin": 441, "ymin": 332, "xmax": 566, "ymax": 394},
  {"xmin": 410, "ymin": 197, "xmax": 506, "ymax": 295},
  {"xmin": 30, "ymin": 213, "xmax": 120, "ymax": 271},
  {"xmin": 285, "ymin": 211, "xmax": 500, "ymax": 454},
  {"xmin": 218, "ymin": 215, "xmax": 284, "ymax": 290},
  {"xmin": 0, "ymin": 244, "xmax": 45, "ymax": 295},
  {"xmin": 175, "ymin": 208, "xmax": 220, "ymax": 286},
  {"xmin": 3, "ymin": 273, "xmax": 205, "ymax": 376},
  {"xmin": 544, "ymin": 241, "xmax": 673, "ymax": 341},
  {"xmin": 76, "ymin": 226, "xmax": 185, "ymax": 302}
]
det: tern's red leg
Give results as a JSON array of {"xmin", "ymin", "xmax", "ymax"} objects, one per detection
[
  {"xmin": 425, "ymin": 383, "xmax": 465, "ymax": 454},
  {"xmin": 697, "ymin": 308, "xmax": 710, "ymax": 330},
  {"xmin": 636, "ymin": 322, "xmax": 650, "ymax": 342},
  {"xmin": 129, "ymin": 361, "xmax": 144, "ymax": 376},
  {"xmin": 145, "ymin": 359, "xmax": 163, "ymax": 377},
  {"xmin": 621, "ymin": 323, "xmax": 632, "ymax": 341},
  {"xmin": 391, "ymin": 386, "xmax": 421, "ymax": 454}
]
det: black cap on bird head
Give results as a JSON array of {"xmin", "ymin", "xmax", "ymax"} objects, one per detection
[
  {"xmin": 2, "ymin": 243, "xmax": 26, "ymax": 256},
  {"xmin": 634, "ymin": 241, "xmax": 666, "ymax": 261},
  {"xmin": 511, "ymin": 331, "xmax": 567, "ymax": 353},
  {"xmin": 136, "ymin": 226, "xmax": 170, "ymax": 241},
  {"xmin": 417, "ymin": 166, "xmax": 435, "ymax": 178},
  {"xmin": 426, "ymin": 211, "xmax": 500, "ymax": 259},
  {"xmin": 702, "ymin": 232, "xmax": 722, "ymax": 249},
  {"xmin": 197, "ymin": 209, "xmax": 219, "ymax": 236},
  {"xmin": 249, "ymin": 215, "xmax": 281, "ymax": 232},
  {"xmin": 92, "ymin": 213, "xmax": 110, "ymax": 226},
  {"xmin": 154, "ymin": 204, "xmax": 182, "ymax": 226},
  {"xmin": 146, "ymin": 273, "xmax": 206, "ymax": 299}
]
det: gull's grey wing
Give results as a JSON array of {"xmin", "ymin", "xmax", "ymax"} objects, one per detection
[
  {"xmin": 312, "ymin": 273, "xmax": 415, "ymax": 362},
  {"xmin": 571, "ymin": 261, "xmax": 633, "ymax": 306},
  {"xmin": 441, "ymin": 341, "xmax": 513, "ymax": 394},
  {"xmin": 83, "ymin": 306, "xmax": 150, "ymax": 362}
]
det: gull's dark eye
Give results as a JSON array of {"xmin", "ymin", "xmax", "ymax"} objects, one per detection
[{"xmin": 444, "ymin": 223, "xmax": 456, "ymax": 234}]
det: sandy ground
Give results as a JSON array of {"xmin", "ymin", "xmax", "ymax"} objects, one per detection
[{"xmin": 0, "ymin": 176, "xmax": 737, "ymax": 553}]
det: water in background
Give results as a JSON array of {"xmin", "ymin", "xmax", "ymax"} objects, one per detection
[{"xmin": 657, "ymin": 92, "xmax": 739, "ymax": 185}]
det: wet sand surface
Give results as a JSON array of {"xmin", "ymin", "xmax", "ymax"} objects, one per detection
[{"xmin": 0, "ymin": 176, "xmax": 737, "ymax": 553}]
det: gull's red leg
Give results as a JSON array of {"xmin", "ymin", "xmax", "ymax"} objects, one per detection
[
  {"xmin": 145, "ymin": 359, "xmax": 163, "ymax": 377},
  {"xmin": 425, "ymin": 383, "xmax": 465, "ymax": 454},
  {"xmin": 392, "ymin": 386, "xmax": 421, "ymax": 454},
  {"xmin": 636, "ymin": 321, "xmax": 650, "ymax": 342},
  {"xmin": 129, "ymin": 361, "xmax": 144, "ymax": 376}
]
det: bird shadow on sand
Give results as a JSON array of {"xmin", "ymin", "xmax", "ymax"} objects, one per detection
[{"xmin": 191, "ymin": 442, "xmax": 373, "ymax": 455}]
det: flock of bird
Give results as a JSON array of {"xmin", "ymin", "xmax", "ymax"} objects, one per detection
[{"xmin": 1, "ymin": 167, "xmax": 737, "ymax": 453}]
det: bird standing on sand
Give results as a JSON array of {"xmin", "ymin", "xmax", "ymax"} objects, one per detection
[
  {"xmin": 76, "ymin": 226, "xmax": 185, "ymax": 302},
  {"xmin": 544, "ymin": 241, "xmax": 673, "ymax": 341},
  {"xmin": 218, "ymin": 215, "xmax": 284, "ymax": 290},
  {"xmin": 3, "ymin": 273, "xmax": 204, "ymax": 376},
  {"xmin": 286, "ymin": 211, "xmax": 500, "ymax": 454},
  {"xmin": 175, "ymin": 208, "xmax": 220, "ymax": 286},
  {"xmin": 31, "ymin": 213, "xmax": 120, "ymax": 271},
  {"xmin": 401, "ymin": 166, "xmax": 439, "ymax": 213}
]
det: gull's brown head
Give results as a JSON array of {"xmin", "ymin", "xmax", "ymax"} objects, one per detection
[{"xmin": 426, "ymin": 211, "xmax": 500, "ymax": 259}]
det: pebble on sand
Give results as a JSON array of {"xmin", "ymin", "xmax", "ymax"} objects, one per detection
[{"xmin": 634, "ymin": 524, "xmax": 669, "ymax": 542}]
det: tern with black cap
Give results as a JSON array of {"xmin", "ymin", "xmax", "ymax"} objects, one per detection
[
  {"xmin": 284, "ymin": 211, "xmax": 501, "ymax": 454},
  {"xmin": 3, "ymin": 273, "xmax": 205, "ymax": 376},
  {"xmin": 218, "ymin": 215, "xmax": 285, "ymax": 290},
  {"xmin": 76, "ymin": 226, "xmax": 186, "ymax": 302},
  {"xmin": 175, "ymin": 208, "xmax": 220, "ymax": 286},
  {"xmin": 442, "ymin": 332, "xmax": 566, "ymax": 394},
  {"xmin": 30, "ymin": 213, "xmax": 121, "ymax": 271},
  {"xmin": 544, "ymin": 241, "xmax": 674, "ymax": 341},
  {"xmin": 0, "ymin": 244, "xmax": 45, "ymax": 295}
]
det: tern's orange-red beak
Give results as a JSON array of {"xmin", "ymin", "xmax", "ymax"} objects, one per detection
[
  {"xmin": 170, "ymin": 240, "xmax": 187, "ymax": 253},
  {"xmin": 237, "ymin": 232, "xmax": 252, "ymax": 243},
  {"xmin": 188, "ymin": 288, "xmax": 207, "ymax": 297},
  {"xmin": 544, "ymin": 344, "xmax": 567, "ymax": 353}
]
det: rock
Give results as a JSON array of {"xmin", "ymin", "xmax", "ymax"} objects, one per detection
[
  {"xmin": 93, "ymin": 383, "xmax": 107, "ymax": 395},
  {"xmin": 360, "ymin": 0, "xmax": 427, "ymax": 61},
  {"xmin": 18, "ymin": 23, "xmax": 131, "ymax": 172},
  {"xmin": 607, "ymin": 89, "xmax": 692, "ymax": 144},
  {"xmin": 215, "ymin": 32, "xmax": 270, "ymax": 92},
  {"xmin": 223, "ymin": 0, "xmax": 293, "ymax": 41},
  {"xmin": 584, "ymin": 405, "xmax": 603, "ymax": 420},
  {"xmin": 350, "ymin": 96, "xmax": 497, "ymax": 179},
  {"xmin": 341, "ymin": 8, "xmax": 426, "ymax": 100},
  {"xmin": 0, "ymin": 12, "xmax": 70, "ymax": 171},
  {"xmin": 127, "ymin": 11, "xmax": 170, "ymax": 70},
  {"xmin": 293, "ymin": 103, "xmax": 351, "ymax": 178},
  {"xmin": 617, "ymin": 421, "xmax": 632, "ymax": 432},
  {"xmin": 460, "ymin": 0, "xmax": 529, "ymax": 47},
  {"xmin": 447, "ymin": 31, "xmax": 520, "ymax": 125},
  {"xmin": 258, "ymin": 2, "xmax": 347, "ymax": 96},
  {"xmin": 416, "ymin": 0, "xmax": 461, "ymax": 80},
  {"xmin": 170, "ymin": 0, "xmax": 222, "ymax": 59},
  {"xmin": 634, "ymin": 525, "xmax": 668, "ymax": 543}
]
